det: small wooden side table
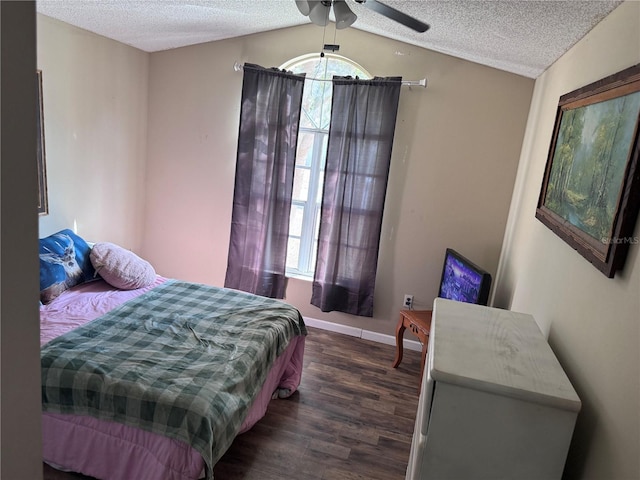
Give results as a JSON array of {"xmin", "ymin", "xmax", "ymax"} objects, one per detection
[{"xmin": 392, "ymin": 309, "xmax": 432, "ymax": 388}]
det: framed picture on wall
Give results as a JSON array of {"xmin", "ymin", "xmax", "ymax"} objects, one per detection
[
  {"xmin": 536, "ymin": 63, "xmax": 640, "ymax": 278},
  {"xmin": 37, "ymin": 69, "xmax": 49, "ymax": 216}
]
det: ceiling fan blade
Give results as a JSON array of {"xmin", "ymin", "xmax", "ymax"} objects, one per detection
[{"xmin": 359, "ymin": 0, "xmax": 430, "ymax": 33}]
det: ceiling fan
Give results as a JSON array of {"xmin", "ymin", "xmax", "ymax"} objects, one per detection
[{"xmin": 295, "ymin": 0, "xmax": 430, "ymax": 33}]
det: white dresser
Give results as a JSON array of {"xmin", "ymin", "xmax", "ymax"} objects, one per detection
[{"xmin": 406, "ymin": 298, "xmax": 581, "ymax": 480}]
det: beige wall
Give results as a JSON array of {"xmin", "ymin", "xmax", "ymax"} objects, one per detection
[
  {"xmin": 494, "ymin": 2, "xmax": 639, "ymax": 478},
  {"xmin": 1, "ymin": 2, "xmax": 43, "ymax": 478},
  {"xmin": 142, "ymin": 25, "xmax": 533, "ymax": 337},
  {"xmin": 37, "ymin": 15, "xmax": 149, "ymax": 251}
]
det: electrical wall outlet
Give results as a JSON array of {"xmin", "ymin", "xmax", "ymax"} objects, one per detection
[{"xmin": 403, "ymin": 294, "xmax": 414, "ymax": 309}]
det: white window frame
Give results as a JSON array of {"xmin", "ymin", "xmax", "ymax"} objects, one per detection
[{"xmin": 282, "ymin": 54, "xmax": 371, "ymax": 279}]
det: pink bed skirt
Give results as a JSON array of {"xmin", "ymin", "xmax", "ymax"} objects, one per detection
[{"xmin": 41, "ymin": 278, "xmax": 305, "ymax": 480}]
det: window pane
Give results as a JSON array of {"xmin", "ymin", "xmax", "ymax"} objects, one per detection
[
  {"xmin": 300, "ymin": 99, "xmax": 316, "ymax": 129},
  {"xmin": 293, "ymin": 168, "xmax": 310, "ymax": 202},
  {"xmin": 296, "ymin": 132, "xmax": 314, "ymax": 166},
  {"xmin": 320, "ymin": 133, "xmax": 328, "ymax": 163},
  {"xmin": 316, "ymin": 134, "xmax": 328, "ymax": 202},
  {"xmin": 320, "ymin": 89, "xmax": 332, "ymax": 130},
  {"xmin": 289, "ymin": 204, "xmax": 305, "ymax": 236},
  {"xmin": 286, "ymin": 237, "xmax": 300, "ymax": 269},
  {"xmin": 301, "ymin": 79, "xmax": 332, "ymax": 129}
]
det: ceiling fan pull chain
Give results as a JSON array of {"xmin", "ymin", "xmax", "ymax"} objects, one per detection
[{"xmin": 320, "ymin": 21, "xmax": 328, "ymax": 57}]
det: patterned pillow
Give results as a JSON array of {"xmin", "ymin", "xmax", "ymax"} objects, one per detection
[
  {"xmin": 39, "ymin": 229, "xmax": 95, "ymax": 304},
  {"xmin": 90, "ymin": 242, "xmax": 156, "ymax": 290}
]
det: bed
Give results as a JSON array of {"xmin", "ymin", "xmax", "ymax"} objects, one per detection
[{"xmin": 39, "ymin": 230, "xmax": 306, "ymax": 480}]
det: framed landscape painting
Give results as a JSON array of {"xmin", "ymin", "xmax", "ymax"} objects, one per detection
[{"xmin": 536, "ymin": 64, "xmax": 640, "ymax": 278}]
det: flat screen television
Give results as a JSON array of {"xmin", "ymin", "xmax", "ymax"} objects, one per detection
[{"xmin": 438, "ymin": 248, "xmax": 492, "ymax": 306}]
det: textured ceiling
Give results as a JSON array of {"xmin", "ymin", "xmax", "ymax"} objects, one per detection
[{"xmin": 36, "ymin": 0, "xmax": 624, "ymax": 78}]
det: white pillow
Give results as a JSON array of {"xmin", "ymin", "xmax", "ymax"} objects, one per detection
[{"xmin": 90, "ymin": 242, "xmax": 156, "ymax": 290}]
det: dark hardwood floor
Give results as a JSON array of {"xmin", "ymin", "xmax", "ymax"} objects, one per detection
[{"xmin": 43, "ymin": 326, "xmax": 422, "ymax": 480}]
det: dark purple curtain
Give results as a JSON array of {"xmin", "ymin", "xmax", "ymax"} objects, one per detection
[
  {"xmin": 224, "ymin": 64, "xmax": 305, "ymax": 298},
  {"xmin": 312, "ymin": 76, "xmax": 402, "ymax": 317}
]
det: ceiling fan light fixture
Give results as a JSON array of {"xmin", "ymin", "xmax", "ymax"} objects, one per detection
[
  {"xmin": 333, "ymin": 0, "xmax": 357, "ymax": 29},
  {"xmin": 309, "ymin": 0, "xmax": 331, "ymax": 27},
  {"xmin": 295, "ymin": 0, "xmax": 427, "ymax": 32},
  {"xmin": 295, "ymin": 0, "xmax": 311, "ymax": 16}
]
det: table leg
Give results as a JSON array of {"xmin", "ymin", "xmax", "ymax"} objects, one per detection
[
  {"xmin": 392, "ymin": 314, "xmax": 406, "ymax": 368},
  {"xmin": 419, "ymin": 339, "xmax": 429, "ymax": 389}
]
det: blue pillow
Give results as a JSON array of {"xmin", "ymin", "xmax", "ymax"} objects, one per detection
[{"xmin": 39, "ymin": 229, "xmax": 96, "ymax": 304}]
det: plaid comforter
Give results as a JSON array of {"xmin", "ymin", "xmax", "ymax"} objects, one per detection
[{"xmin": 41, "ymin": 280, "xmax": 307, "ymax": 480}]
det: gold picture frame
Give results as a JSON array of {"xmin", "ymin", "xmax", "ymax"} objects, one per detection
[{"xmin": 536, "ymin": 64, "xmax": 640, "ymax": 277}]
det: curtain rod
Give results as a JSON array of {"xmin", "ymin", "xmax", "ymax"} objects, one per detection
[{"xmin": 233, "ymin": 62, "xmax": 427, "ymax": 89}]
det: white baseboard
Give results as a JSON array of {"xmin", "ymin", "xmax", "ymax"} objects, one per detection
[{"xmin": 304, "ymin": 317, "xmax": 423, "ymax": 352}]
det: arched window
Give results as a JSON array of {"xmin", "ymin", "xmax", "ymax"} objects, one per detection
[{"xmin": 282, "ymin": 54, "xmax": 371, "ymax": 277}]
